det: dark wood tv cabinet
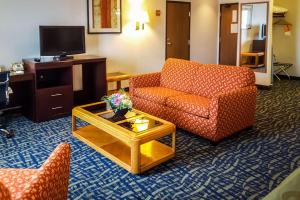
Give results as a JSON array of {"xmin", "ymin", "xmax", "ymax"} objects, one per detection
[{"xmin": 23, "ymin": 55, "xmax": 107, "ymax": 122}]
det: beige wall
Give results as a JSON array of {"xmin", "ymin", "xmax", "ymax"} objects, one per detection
[
  {"xmin": 0, "ymin": 0, "xmax": 219, "ymax": 76},
  {"xmin": 100, "ymin": 0, "xmax": 219, "ymax": 75},
  {"xmin": 102, "ymin": 0, "xmax": 219, "ymax": 88},
  {"xmin": 190, "ymin": 1, "xmax": 219, "ymax": 63},
  {"xmin": 273, "ymin": 0, "xmax": 300, "ymax": 77},
  {"xmin": 0, "ymin": 0, "xmax": 100, "ymax": 66},
  {"xmin": 99, "ymin": 0, "xmax": 166, "ymax": 75},
  {"xmin": 0, "ymin": 0, "xmax": 278, "ymax": 86}
]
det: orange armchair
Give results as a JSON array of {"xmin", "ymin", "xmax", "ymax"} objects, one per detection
[{"xmin": 0, "ymin": 143, "xmax": 71, "ymax": 200}]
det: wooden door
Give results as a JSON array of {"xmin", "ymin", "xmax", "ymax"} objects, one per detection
[
  {"xmin": 166, "ymin": 1, "xmax": 191, "ymax": 60},
  {"xmin": 219, "ymin": 4, "xmax": 238, "ymax": 65}
]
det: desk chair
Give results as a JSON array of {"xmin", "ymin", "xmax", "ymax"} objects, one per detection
[{"xmin": 0, "ymin": 71, "xmax": 14, "ymax": 138}]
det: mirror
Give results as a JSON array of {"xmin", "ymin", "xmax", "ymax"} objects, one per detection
[{"xmin": 240, "ymin": 3, "xmax": 269, "ymax": 73}]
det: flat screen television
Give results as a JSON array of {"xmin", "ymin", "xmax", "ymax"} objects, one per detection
[
  {"xmin": 261, "ymin": 24, "xmax": 267, "ymax": 39},
  {"xmin": 39, "ymin": 26, "xmax": 85, "ymax": 60}
]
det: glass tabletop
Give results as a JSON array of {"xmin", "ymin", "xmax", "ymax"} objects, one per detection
[{"xmin": 80, "ymin": 102, "xmax": 163, "ymax": 133}]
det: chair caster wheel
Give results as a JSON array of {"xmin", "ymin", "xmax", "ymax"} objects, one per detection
[
  {"xmin": 0, "ymin": 129, "xmax": 14, "ymax": 138},
  {"xmin": 6, "ymin": 132, "xmax": 14, "ymax": 138}
]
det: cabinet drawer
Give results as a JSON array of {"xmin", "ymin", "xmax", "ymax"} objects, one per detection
[
  {"xmin": 41, "ymin": 104, "xmax": 71, "ymax": 119},
  {"xmin": 37, "ymin": 85, "xmax": 73, "ymax": 104},
  {"xmin": 36, "ymin": 85, "xmax": 73, "ymax": 121}
]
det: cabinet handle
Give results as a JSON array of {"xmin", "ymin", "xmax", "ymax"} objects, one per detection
[
  {"xmin": 52, "ymin": 106, "xmax": 63, "ymax": 110},
  {"xmin": 51, "ymin": 93, "xmax": 63, "ymax": 97}
]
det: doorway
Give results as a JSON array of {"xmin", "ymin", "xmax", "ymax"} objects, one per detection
[
  {"xmin": 166, "ymin": 1, "xmax": 191, "ymax": 60},
  {"xmin": 219, "ymin": 3, "xmax": 239, "ymax": 65}
]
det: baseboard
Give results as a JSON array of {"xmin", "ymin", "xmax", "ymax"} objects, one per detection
[
  {"xmin": 256, "ymin": 84, "xmax": 272, "ymax": 90},
  {"xmin": 256, "ymin": 75, "xmax": 300, "ymax": 90},
  {"xmin": 276, "ymin": 75, "xmax": 300, "ymax": 80}
]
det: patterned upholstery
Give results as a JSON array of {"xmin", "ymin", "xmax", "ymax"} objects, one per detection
[
  {"xmin": 209, "ymin": 86, "xmax": 257, "ymax": 141},
  {"xmin": 165, "ymin": 108, "xmax": 215, "ymax": 140},
  {"xmin": 191, "ymin": 64, "xmax": 255, "ymax": 98},
  {"xmin": 131, "ymin": 96, "xmax": 167, "ymax": 119},
  {"xmin": 0, "ymin": 169, "xmax": 37, "ymax": 199},
  {"xmin": 0, "ymin": 182, "xmax": 11, "ymax": 200},
  {"xmin": 134, "ymin": 87, "xmax": 185, "ymax": 105},
  {"xmin": 166, "ymin": 95, "xmax": 210, "ymax": 118},
  {"xmin": 130, "ymin": 59, "xmax": 257, "ymax": 142},
  {"xmin": 129, "ymin": 72, "xmax": 161, "ymax": 96},
  {"xmin": 161, "ymin": 58, "xmax": 200, "ymax": 93},
  {"xmin": 0, "ymin": 143, "xmax": 71, "ymax": 200}
]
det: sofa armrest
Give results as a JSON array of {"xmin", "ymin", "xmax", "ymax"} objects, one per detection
[
  {"xmin": 210, "ymin": 86, "xmax": 257, "ymax": 140},
  {"xmin": 20, "ymin": 143, "xmax": 71, "ymax": 200},
  {"xmin": 129, "ymin": 72, "xmax": 161, "ymax": 96}
]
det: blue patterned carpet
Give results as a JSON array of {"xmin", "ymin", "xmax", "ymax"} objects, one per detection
[{"xmin": 1, "ymin": 80, "xmax": 300, "ymax": 199}]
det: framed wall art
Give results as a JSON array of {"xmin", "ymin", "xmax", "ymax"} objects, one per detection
[{"xmin": 87, "ymin": 0, "xmax": 122, "ymax": 34}]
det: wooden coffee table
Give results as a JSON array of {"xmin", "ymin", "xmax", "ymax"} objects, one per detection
[{"xmin": 72, "ymin": 102, "xmax": 176, "ymax": 174}]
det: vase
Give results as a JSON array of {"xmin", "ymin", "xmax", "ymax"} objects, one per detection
[{"xmin": 111, "ymin": 108, "xmax": 129, "ymax": 121}]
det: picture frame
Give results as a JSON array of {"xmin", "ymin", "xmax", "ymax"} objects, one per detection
[{"xmin": 87, "ymin": 0, "xmax": 122, "ymax": 34}]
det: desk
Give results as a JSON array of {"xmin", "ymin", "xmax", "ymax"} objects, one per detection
[
  {"xmin": 241, "ymin": 52, "xmax": 265, "ymax": 68},
  {"xmin": 8, "ymin": 71, "xmax": 35, "ymax": 120},
  {"xmin": 107, "ymin": 72, "xmax": 131, "ymax": 94},
  {"xmin": 5, "ymin": 56, "xmax": 107, "ymax": 122},
  {"xmin": 10, "ymin": 72, "xmax": 34, "ymax": 82},
  {"xmin": 24, "ymin": 55, "xmax": 107, "ymax": 122}
]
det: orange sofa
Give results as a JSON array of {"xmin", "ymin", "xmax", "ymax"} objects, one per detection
[
  {"xmin": 129, "ymin": 58, "xmax": 257, "ymax": 142},
  {"xmin": 0, "ymin": 143, "xmax": 71, "ymax": 200}
]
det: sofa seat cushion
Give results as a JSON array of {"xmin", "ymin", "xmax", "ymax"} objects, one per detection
[
  {"xmin": 134, "ymin": 87, "xmax": 185, "ymax": 105},
  {"xmin": 166, "ymin": 94, "xmax": 210, "ymax": 118},
  {"xmin": 0, "ymin": 169, "xmax": 37, "ymax": 199}
]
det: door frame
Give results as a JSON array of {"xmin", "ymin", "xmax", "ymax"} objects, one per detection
[
  {"xmin": 218, "ymin": 3, "xmax": 239, "ymax": 65},
  {"xmin": 165, "ymin": 1, "xmax": 191, "ymax": 60}
]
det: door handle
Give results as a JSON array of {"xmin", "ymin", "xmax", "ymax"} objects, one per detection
[{"xmin": 167, "ymin": 37, "xmax": 172, "ymax": 46}]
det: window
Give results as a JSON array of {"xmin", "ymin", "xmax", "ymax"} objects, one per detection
[{"xmin": 242, "ymin": 5, "xmax": 253, "ymax": 29}]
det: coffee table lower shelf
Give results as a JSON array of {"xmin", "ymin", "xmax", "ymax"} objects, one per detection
[{"xmin": 73, "ymin": 125, "xmax": 174, "ymax": 174}]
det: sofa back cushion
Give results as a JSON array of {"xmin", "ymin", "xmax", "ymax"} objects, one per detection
[
  {"xmin": 161, "ymin": 58, "xmax": 200, "ymax": 93},
  {"xmin": 191, "ymin": 64, "xmax": 255, "ymax": 97}
]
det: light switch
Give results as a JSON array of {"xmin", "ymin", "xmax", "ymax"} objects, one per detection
[{"xmin": 156, "ymin": 10, "xmax": 161, "ymax": 16}]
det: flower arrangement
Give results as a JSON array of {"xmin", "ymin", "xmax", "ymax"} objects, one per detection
[{"xmin": 102, "ymin": 89, "xmax": 133, "ymax": 115}]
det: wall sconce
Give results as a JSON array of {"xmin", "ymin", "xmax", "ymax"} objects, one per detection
[{"xmin": 135, "ymin": 11, "xmax": 150, "ymax": 30}]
